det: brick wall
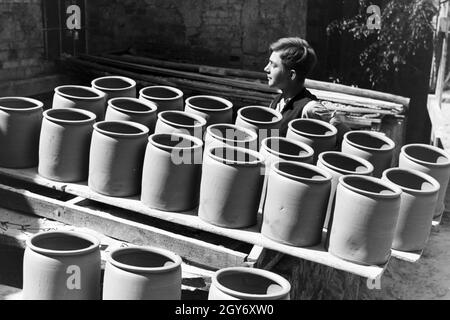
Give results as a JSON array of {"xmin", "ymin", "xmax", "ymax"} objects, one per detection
[
  {"xmin": 87, "ymin": 0, "xmax": 308, "ymax": 71},
  {"xmin": 0, "ymin": 0, "xmax": 53, "ymax": 84}
]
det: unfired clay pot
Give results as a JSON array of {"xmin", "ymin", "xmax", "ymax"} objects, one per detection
[
  {"xmin": 139, "ymin": 86, "xmax": 184, "ymax": 113},
  {"xmin": 38, "ymin": 108, "xmax": 96, "ymax": 182},
  {"xmin": 88, "ymin": 121, "xmax": 149, "ymax": 197},
  {"xmin": 0, "ymin": 97, "xmax": 43, "ymax": 168},
  {"xmin": 141, "ymin": 133, "xmax": 203, "ymax": 212},
  {"xmin": 23, "ymin": 231, "xmax": 101, "ymax": 300},
  {"xmin": 102, "ymin": 246, "xmax": 182, "ymax": 300},
  {"xmin": 399, "ymin": 143, "xmax": 450, "ymax": 218},
  {"xmin": 198, "ymin": 146, "xmax": 264, "ymax": 228},
  {"xmin": 235, "ymin": 106, "xmax": 282, "ymax": 140},
  {"xmin": 341, "ymin": 130, "xmax": 395, "ymax": 177},
  {"xmin": 105, "ymin": 97, "xmax": 157, "ymax": 133},
  {"xmin": 286, "ymin": 118, "xmax": 337, "ymax": 163},
  {"xmin": 53, "ymin": 85, "xmax": 107, "ymax": 121},
  {"xmin": 328, "ymin": 175, "xmax": 402, "ymax": 265},
  {"xmin": 317, "ymin": 151, "xmax": 374, "ymax": 229},
  {"xmin": 382, "ymin": 168, "xmax": 439, "ymax": 251},
  {"xmin": 154, "ymin": 110, "xmax": 207, "ymax": 140},
  {"xmin": 204, "ymin": 123, "xmax": 258, "ymax": 152},
  {"xmin": 185, "ymin": 95, "xmax": 233, "ymax": 126},
  {"xmin": 209, "ymin": 267, "xmax": 291, "ymax": 300},
  {"xmin": 261, "ymin": 161, "xmax": 332, "ymax": 247},
  {"xmin": 91, "ymin": 75, "xmax": 136, "ymax": 100}
]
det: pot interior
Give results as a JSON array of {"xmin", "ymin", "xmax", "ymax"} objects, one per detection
[
  {"xmin": 266, "ymin": 138, "xmax": 311, "ymax": 157},
  {"xmin": 189, "ymin": 97, "xmax": 229, "ymax": 110},
  {"xmin": 112, "ymin": 250, "xmax": 175, "ymax": 268},
  {"xmin": 291, "ymin": 120, "xmax": 334, "ymax": 136},
  {"xmin": 95, "ymin": 77, "xmax": 132, "ymax": 89},
  {"xmin": 142, "ymin": 87, "xmax": 179, "ymax": 99},
  {"xmin": 32, "ymin": 234, "xmax": 94, "ymax": 251},
  {"xmin": 347, "ymin": 132, "xmax": 391, "ymax": 150},
  {"xmin": 162, "ymin": 112, "xmax": 202, "ymax": 126},
  {"xmin": 240, "ymin": 107, "xmax": 278, "ymax": 122},
  {"xmin": 97, "ymin": 122, "xmax": 145, "ymax": 134},
  {"xmin": 209, "ymin": 125, "xmax": 253, "ymax": 142},
  {"xmin": 218, "ymin": 271, "xmax": 283, "ymax": 295},
  {"xmin": 322, "ymin": 153, "xmax": 369, "ymax": 173},
  {"xmin": 385, "ymin": 170, "xmax": 436, "ymax": 191},
  {"xmin": 153, "ymin": 134, "xmax": 197, "ymax": 148},
  {"xmin": 276, "ymin": 162, "xmax": 327, "ymax": 180},
  {"xmin": 344, "ymin": 176, "xmax": 397, "ymax": 195},
  {"xmin": 404, "ymin": 145, "xmax": 449, "ymax": 164},
  {"xmin": 0, "ymin": 98, "xmax": 38, "ymax": 109},
  {"xmin": 47, "ymin": 109, "xmax": 92, "ymax": 121},
  {"xmin": 112, "ymin": 99, "xmax": 154, "ymax": 112},
  {"xmin": 59, "ymin": 86, "xmax": 100, "ymax": 98},
  {"xmin": 211, "ymin": 147, "xmax": 259, "ymax": 163}
]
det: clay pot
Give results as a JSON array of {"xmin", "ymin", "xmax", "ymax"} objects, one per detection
[
  {"xmin": 0, "ymin": 97, "xmax": 43, "ymax": 168},
  {"xmin": 53, "ymin": 85, "xmax": 107, "ymax": 121},
  {"xmin": 89, "ymin": 121, "xmax": 149, "ymax": 197},
  {"xmin": 204, "ymin": 123, "xmax": 258, "ymax": 152},
  {"xmin": 328, "ymin": 175, "xmax": 402, "ymax": 265},
  {"xmin": 399, "ymin": 144, "xmax": 450, "ymax": 218},
  {"xmin": 235, "ymin": 106, "xmax": 282, "ymax": 140},
  {"xmin": 286, "ymin": 118, "xmax": 337, "ymax": 163},
  {"xmin": 105, "ymin": 97, "xmax": 158, "ymax": 133},
  {"xmin": 185, "ymin": 95, "xmax": 233, "ymax": 126},
  {"xmin": 199, "ymin": 146, "xmax": 264, "ymax": 228},
  {"xmin": 139, "ymin": 86, "xmax": 184, "ymax": 113},
  {"xmin": 382, "ymin": 168, "xmax": 440, "ymax": 251},
  {"xmin": 23, "ymin": 231, "xmax": 101, "ymax": 300},
  {"xmin": 91, "ymin": 76, "xmax": 136, "ymax": 100},
  {"xmin": 102, "ymin": 246, "xmax": 182, "ymax": 300},
  {"xmin": 209, "ymin": 267, "xmax": 291, "ymax": 300},
  {"xmin": 141, "ymin": 133, "xmax": 203, "ymax": 212},
  {"xmin": 341, "ymin": 131, "xmax": 395, "ymax": 177},
  {"xmin": 262, "ymin": 161, "xmax": 332, "ymax": 247},
  {"xmin": 155, "ymin": 110, "xmax": 207, "ymax": 140},
  {"xmin": 317, "ymin": 151, "xmax": 374, "ymax": 229},
  {"xmin": 38, "ymin": 108, "xmax": 96, "ymax": 182}
]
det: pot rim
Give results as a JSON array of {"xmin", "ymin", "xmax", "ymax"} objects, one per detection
[
  {"xmin": 0, "ymin": 96, "xmax": 44, "ymax": 112},
  {"xmin": 108, "ymin": 97, "xmax": 158, "ymax": 114},
  {"xmin": 26, "ymin": 231, "xmax": 100, "ymax": 256},
  {"xmin": 271, "ymin": 160, "xmax": 332, "ymax": 183},
  {"xmin": 206, "ymin": 123, "xmax": 257, "ymax": 143},
  {"xmin": 91, "ymin": 76, "xmax": 136, "ymax": 91},
  {"xmin": 158, "ymin": 110, "xmax": 207, "ymax": 128},
  {"xmin": 401, "ymin": 143, "xmax": 450, "ymax": 167},
  {"xmin": 54, "ymin": 85, "xmax": 106, "ymax": 100},
  {"xmin": 44, "ymin": 108, "xmax": 97, "ymax": 124},
  {"xmin": 148, "ymin": 132, "xmax": 203, "ymax": 151},
  {"xmin": 382, "ymin": 167, "xmax": 440, "ymax": 194},
  {"xmin": 237, "ymin": 106, "xmax": 282, "ymax": 125},
  {"xmin": 287, "ymin": 118, "xmax": 337, "ymax": 138},
  {"xmin": 185, "ymin": 95, "xmax": 233, "ymax": 112},
  {"xmin": 318, "ymin": 151, "xmax": 374, "ymax": 175},
  {"xmin": 212, "ymin": 267, "xmax": 291, "ymax": 300},
  {"xmin": 343, "ymin": 131, "xmax": 395, "ymax": 152},
  {"xmin": 261, "ymin": 136, "xmax": 314, "ymax": 159},
  {"xmin": 206, "ymin": 145, "xmax": 264, "ymax": 166},
  {"xmin": 94, "ymin": 120, "xmax": 150, "ymax": 138},
  {"xmin": 139, "ymin": 85, "xmax": 183, "ymax": 101},
  {"xmin": 338, "ymin": 174, "xmax": 402, "ymax": 199},
  {"xmin": 108, "ymin": 246, "xmax": 182, "ymax": 274}
]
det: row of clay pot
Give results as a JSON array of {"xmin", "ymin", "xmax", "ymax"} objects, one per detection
[{"xmin": 23, "ymin": 230, "xmax": 290, "ymax": 300}]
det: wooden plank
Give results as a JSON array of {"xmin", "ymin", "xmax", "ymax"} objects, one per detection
[
  {"xmin": 0, "ymin": 167, "xmax": 387, "ymax": 279},
  {"xmin": 0, "ymin": 182, "xmax": 248, "ymax": 269},
  {"xmin": 391, "ymin": 249, "xmax": 423, "ymax": 263}
]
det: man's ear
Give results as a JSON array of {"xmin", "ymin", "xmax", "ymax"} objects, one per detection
[{"xmin": 289, "ymin": 69, "xmax": 297, "ymax": 81}]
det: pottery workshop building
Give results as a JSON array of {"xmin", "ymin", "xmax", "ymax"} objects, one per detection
[{"xmin": 0, "ymin": 0, "xmax": 449, "ymax": 302}]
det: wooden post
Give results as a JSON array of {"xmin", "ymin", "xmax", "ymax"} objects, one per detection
[{"xmin": 436, "ymin": 1, "xmax": 450, "ymax": 110}]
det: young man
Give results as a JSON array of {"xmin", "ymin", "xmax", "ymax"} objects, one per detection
[{"xmin": 264, "ymin": 37, "xmax": 349, "ymax": 140}]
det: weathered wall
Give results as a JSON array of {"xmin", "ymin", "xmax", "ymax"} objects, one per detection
[
  {"xmin": 87, "ymin": 0, "xmax": 308, "ymax": 70},
  {"xmin": 0, "ymin": 0, "xmax": 53, "ymax": 84}
]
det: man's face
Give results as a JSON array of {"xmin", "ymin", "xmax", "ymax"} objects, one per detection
[{"xmin": 264, "ymin": 51, "xmax": 290, "ymax": 90}]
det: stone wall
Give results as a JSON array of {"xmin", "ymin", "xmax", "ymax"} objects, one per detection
[
  {"xmin": 0, "ymin": 0, "xmax": 53, "ymax": 84},
  {"xmin": 87, "ymin": 0, "xmax": 308, "ymax": 71}
]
